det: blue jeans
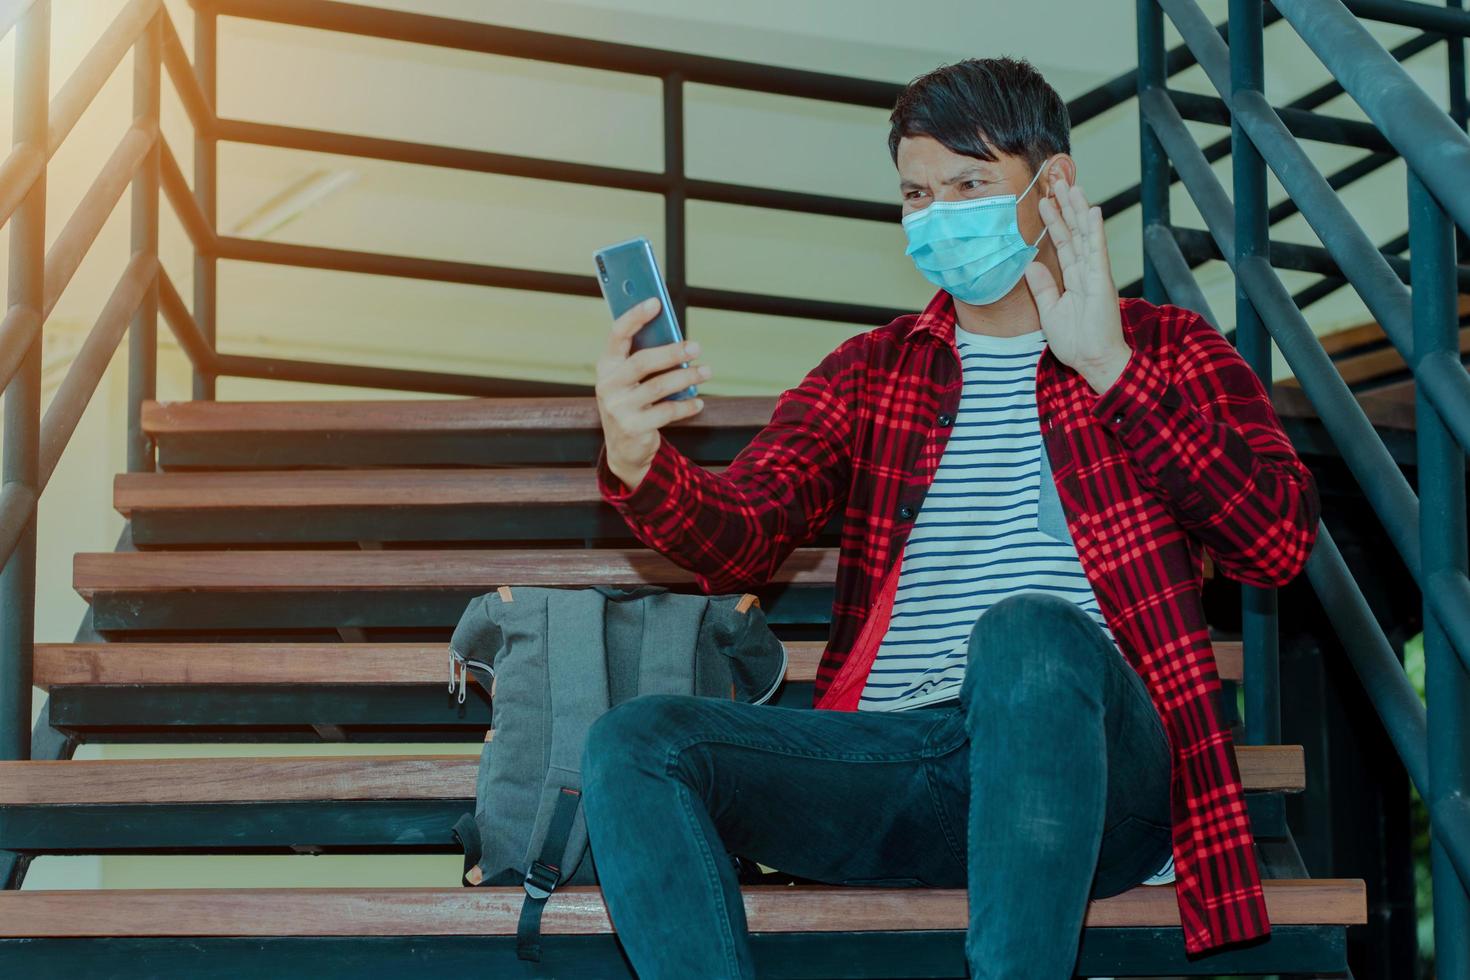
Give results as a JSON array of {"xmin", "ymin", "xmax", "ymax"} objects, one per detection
[{"xmin": 581, "ymin": 591, "xmax": 1174, "ymax": 979}]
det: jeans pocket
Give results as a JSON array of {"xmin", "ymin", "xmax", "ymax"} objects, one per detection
[{"xmin": 1035, "ymin": 444, "xmax": 1071, "ymax": 543}]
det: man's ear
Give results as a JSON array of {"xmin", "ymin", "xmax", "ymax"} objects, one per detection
[{"xmin": 1041, "ymin": 154, "xmax": 1078, "ymax": 197}]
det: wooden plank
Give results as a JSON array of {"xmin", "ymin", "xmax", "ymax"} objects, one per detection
[
  {"xmin": 1272, "ymin": 378, "xmax": 1420, "ymax": 432},
  {"xmin": 0, "ymin": 756, "xmax": 474, "ymax": 803},
  {"xmin": 72, "ymin": 548, "xmax": 840, "ymax": 597},
  {"xmin": 1312, "ymin": 320, "xmax": 1388, "ymax": 357},
  {"xmin": 1269, "ymin": 297, "xmax": 1470, "ymax": 433},
  {"xmin": 0, "ymin": 744, "xmax": 1302, "ymax": 804},
  {"xmin": 142, "ymin": 397, "xmax": 776, "ymax": 435},
  {"xmin": 0, "ymin": 879, "xmax": 1366, "ymax": 936},
  {"xmin": 1300, "ymin": 295, "xmax": 1470, "ymax": 363},
  {"xmin": 31, "ymin": 641, "xmax": 824, "ymax": 688},
  {"xmin": 1276, "ymin": 324, "xmax": 1470, "ymax": 389},
  {"xmin": 34, "ymin": 640, "xmax": 1244, "ymax": 687},
  {"xmin": 115, "ymin": 468, "xmax": 634, "ymax": 513}
]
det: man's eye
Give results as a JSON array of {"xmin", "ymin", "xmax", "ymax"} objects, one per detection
[
  {"xmin": 961, "ymin": 180, "xmax": 983, "ymax": 190},
  {"xmin": 904, "ymin": 190, "xmax": 925, "ymax": 200}
]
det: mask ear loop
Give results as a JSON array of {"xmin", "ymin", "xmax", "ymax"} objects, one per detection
[{"xmin": 1021, "ymin": 155, "xmax": 1057, "ymax": 249}]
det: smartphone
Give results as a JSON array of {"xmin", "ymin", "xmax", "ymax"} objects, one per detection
[{"xmin": 593, "ymin": 236, "xmax": 697, "ymax": 401}]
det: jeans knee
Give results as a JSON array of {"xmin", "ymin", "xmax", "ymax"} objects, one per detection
[
  {"xmin": 960, "ymin": 592, "xmax": 1109, "ymax": 712},
  {"xmin": 582, "ymin": 694, "xmax": 701, "ymax": 792}
]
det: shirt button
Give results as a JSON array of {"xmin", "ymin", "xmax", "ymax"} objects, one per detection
[
  {"xmin": 936, "ymin": 412, "xmax": 954, "ymax": 428},
  {"xmin": 898, "ymin": 504, "xmax": 916, "ymax": 521},
  {"xmin": 1111, "ymin": 412, "xmax": 1125, "ymax": 425}
]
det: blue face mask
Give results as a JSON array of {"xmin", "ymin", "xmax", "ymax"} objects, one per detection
[{"xmin": 901, "ymin": 158, "xmax": 1052, "ymax": 306}]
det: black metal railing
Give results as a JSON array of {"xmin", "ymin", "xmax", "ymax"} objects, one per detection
[
  {"xmin": 1136, "ymin": 0, "xmax": 1470, "ymax": 973},
  {"xmin": 0, "ymin": 0, "xmax": 175, "ymax": 759}
]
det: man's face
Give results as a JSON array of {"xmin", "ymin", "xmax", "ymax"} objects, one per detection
[{"xmin": 896, "ymin": 134, "xmax": 1052, "ymax": 254}]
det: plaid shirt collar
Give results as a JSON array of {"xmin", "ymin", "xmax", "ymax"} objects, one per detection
[{"xmin": 904, "ymin": 288, "xmax": 959, "ymax": 346}]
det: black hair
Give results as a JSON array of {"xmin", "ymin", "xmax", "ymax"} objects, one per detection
[{"xmin": 888, "ymin": 57, "xmax": 1070, "ymax": 170}]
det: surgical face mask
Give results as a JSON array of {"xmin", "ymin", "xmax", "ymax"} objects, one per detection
[{"xmin": 901, "ymin": 158, "xmax": 1051, "ymax": 306}]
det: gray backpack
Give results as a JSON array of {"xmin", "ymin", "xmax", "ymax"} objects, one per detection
[{"xmin": 446, "ymin": 585, "xmax": 787, "ymax": 962}]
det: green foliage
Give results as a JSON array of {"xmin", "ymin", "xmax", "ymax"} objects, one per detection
[{"xmin": 1404, "ymin": 631, "xmax": 1435, "ymax": 974}]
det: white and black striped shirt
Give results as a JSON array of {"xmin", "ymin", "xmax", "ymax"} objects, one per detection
[{"xmin": 855, "ymin": 325, "xmax": 1175, "ymax": 885}]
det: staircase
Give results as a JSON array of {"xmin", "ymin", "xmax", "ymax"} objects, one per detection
[
  {"xmin": 0, "ymin": 397, "xmax": 1363, "ymax": 976},
  {"xmin": 4, "ymin": 0, "xmax": 1470, "ymax": 976}
]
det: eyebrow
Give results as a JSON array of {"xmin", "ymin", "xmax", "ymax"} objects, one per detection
[{"xmin": 899, "ymin": 166, "xmax": 994, "ymax": 192}]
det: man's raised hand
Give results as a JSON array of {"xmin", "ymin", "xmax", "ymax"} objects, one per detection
[
  {"xmin": 1022, "ymin": 178, "xmax": 1132, "ymax": 395},
  {"xmin": 595, "ymin": 297, "xmax": 709, "ymax": 491}
]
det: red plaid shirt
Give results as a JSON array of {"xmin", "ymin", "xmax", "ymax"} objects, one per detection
[{"xmin": 597, "ymin": 289, "xmax": 1320, "ymax": 954}]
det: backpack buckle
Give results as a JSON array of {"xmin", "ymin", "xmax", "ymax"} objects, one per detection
[{"xmin": 524, "ymin": 860, "xmax": 561, "ymax": 900}]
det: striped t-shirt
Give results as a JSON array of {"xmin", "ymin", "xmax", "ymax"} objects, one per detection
[{"xmin": 856, "ymin": 325, "xmax": 1176, "ymax": 885}]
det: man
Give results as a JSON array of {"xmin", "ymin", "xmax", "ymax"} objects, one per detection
[{"xmin": 582, "ymin": 57, "xmax": 1319, "ymax": 979}]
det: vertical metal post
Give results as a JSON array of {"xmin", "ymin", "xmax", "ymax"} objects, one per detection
[
  {"xmin": 1452, "ymin": 2, "xmax": 1469, "ymax": 129},
  {"xmin": 1230, "ymin": 0, "xmax": 1280, "ymax": 747},
  {"xmin": 1136, "ymin": 0, "xmax": 1169, "ymax": 304},
  {"xmin": 1409, "ymin": 169, "xmax": 1470, "ymax": 980},
  {"xmin": 662, "ymin": 71, "xmax": 688, "ymax": 334},
  {"xmin": 1449, "ymin": 1, "xmax": 1469, "ymax": 259},
  {"xmin": 1, "ymin": 1, "xmax": 48, "ymax": 761},
  {"xmin": 128, "ymin": 13, "xmax": 161, "ymax": 473},
  {"xmin": 193, "ymin": 5, "xmax": 218, "ymax": 401}
]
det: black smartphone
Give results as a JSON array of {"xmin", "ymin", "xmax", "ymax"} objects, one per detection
[{"xmin": 593, "ymin": 236, "xmax": 697, "ymax": 401}]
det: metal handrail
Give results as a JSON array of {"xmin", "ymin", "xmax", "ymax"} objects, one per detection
[
  {"xmin": 1120, "ymin": 28, "xmax": 1445, "ymax": 301},
  {"xmin": 124, "ymin": 0, "xmax": 1262, "ymax": 402},
  {"xmin": 0, "ymin": 0, "xmax": 181, "ymax": 760},
  {"xmin": 1138, "ymin": 1, "xmax": 1470, "ymax": 972}
]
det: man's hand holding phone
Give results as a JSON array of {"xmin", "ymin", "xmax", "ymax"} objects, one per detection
[{"xmin": 596, "ymin": 296, "xmax": 709, "ymax": 492}]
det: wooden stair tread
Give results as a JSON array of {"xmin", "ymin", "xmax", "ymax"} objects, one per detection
[
  {"xmin": 1270, "ymin": 297, "xmax": 1470, "ymax": 431},
  {"xmin": 0, "ymin": 743, "xmax": 1303, "ymax": 803},
  {"xmin": 31, "ymin": 640, "xmax": 831, "ymax": 687},
  {"xmin": 142, "ymin": 397, "xmax": 775, "ymax": 435},
  {"xmin": 0, "ymin": 880, "xmax": 1368, "ymax": 935},
  {"xmin": 115, "ymin": 468, "xmax": 630, "ymax": 512},
  {"xmin": 73, "ymin": 548, "xmax": 840, "ymax": 596},
  {"xmin": 1277, "ymin": 321, "xmax": 1470, "ymax": 388},
  {"xmin": 1271, "ymin": 378, "xmax": 1418, "ymax": 432},
  {"xmin": 33, "ymin": 641, "xmax": 1244, "ymax": 687},
  {"xmin": 0, "ymin": 756, "xmax": 474, "ymax": 803}
]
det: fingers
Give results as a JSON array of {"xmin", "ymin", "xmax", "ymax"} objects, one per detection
[
  {"xmin": 627, "ymin": 337, "xmax": 700, "ymax": 382},
  {"xmin": 597, "ymin": 336, "xmax": 699, "ymax": 392},
  {"xmin": 1087, "ymin": 204, "xmax": 1115, "ymax": 282},
  {"xmin": 604, "ymin": 297, "xmax": 661, "ymax": 360},
  {"xmin": 1049, "ymin": 178, "xmax": 1095, "ymax": 242},
  {"xmin": 1038, "ymin": 195, "xmax": 1073, "ymax": 254},
  {"xmin": 633, "ymin": 363, "xmax": 710, "ymax": 406},
  {"xmin": 1049, "ymin": 177, "xmax": 1112, "ymax": 295},
  {"xmin": 1039, "ymin": 195, "xmax": 1082, "ymax": 291},
  {"xmin": 643, "ymin": 393, "xmax": 707, "ymax": 429},
  {"xmin": 596, "ymin": 296, "xmax": 710, "ymax": 484},
  {"xmin": 1023, "ymin": 260, "xmax": 1060, "ymax": 315}
]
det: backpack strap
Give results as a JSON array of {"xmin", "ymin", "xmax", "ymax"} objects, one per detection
[
  {"xmin": 450, "ymin": 812, "xmax": 482, "ymax": 886},
  {"xmin": 515, "ymin": 589, "xmax": 611, "ymax": 962},
  {"xmin": 516, "ymin": 785, "xmax": 582, "ymax": 961}
]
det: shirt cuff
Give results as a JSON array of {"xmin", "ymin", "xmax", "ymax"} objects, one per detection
[
  {"xmin": 1089, "ymin": 344, "xmax": 1177, "ymax": 447},
  {"xmin": 595, "ymin": 435, "xmax": 686, "ymax": 519}
]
